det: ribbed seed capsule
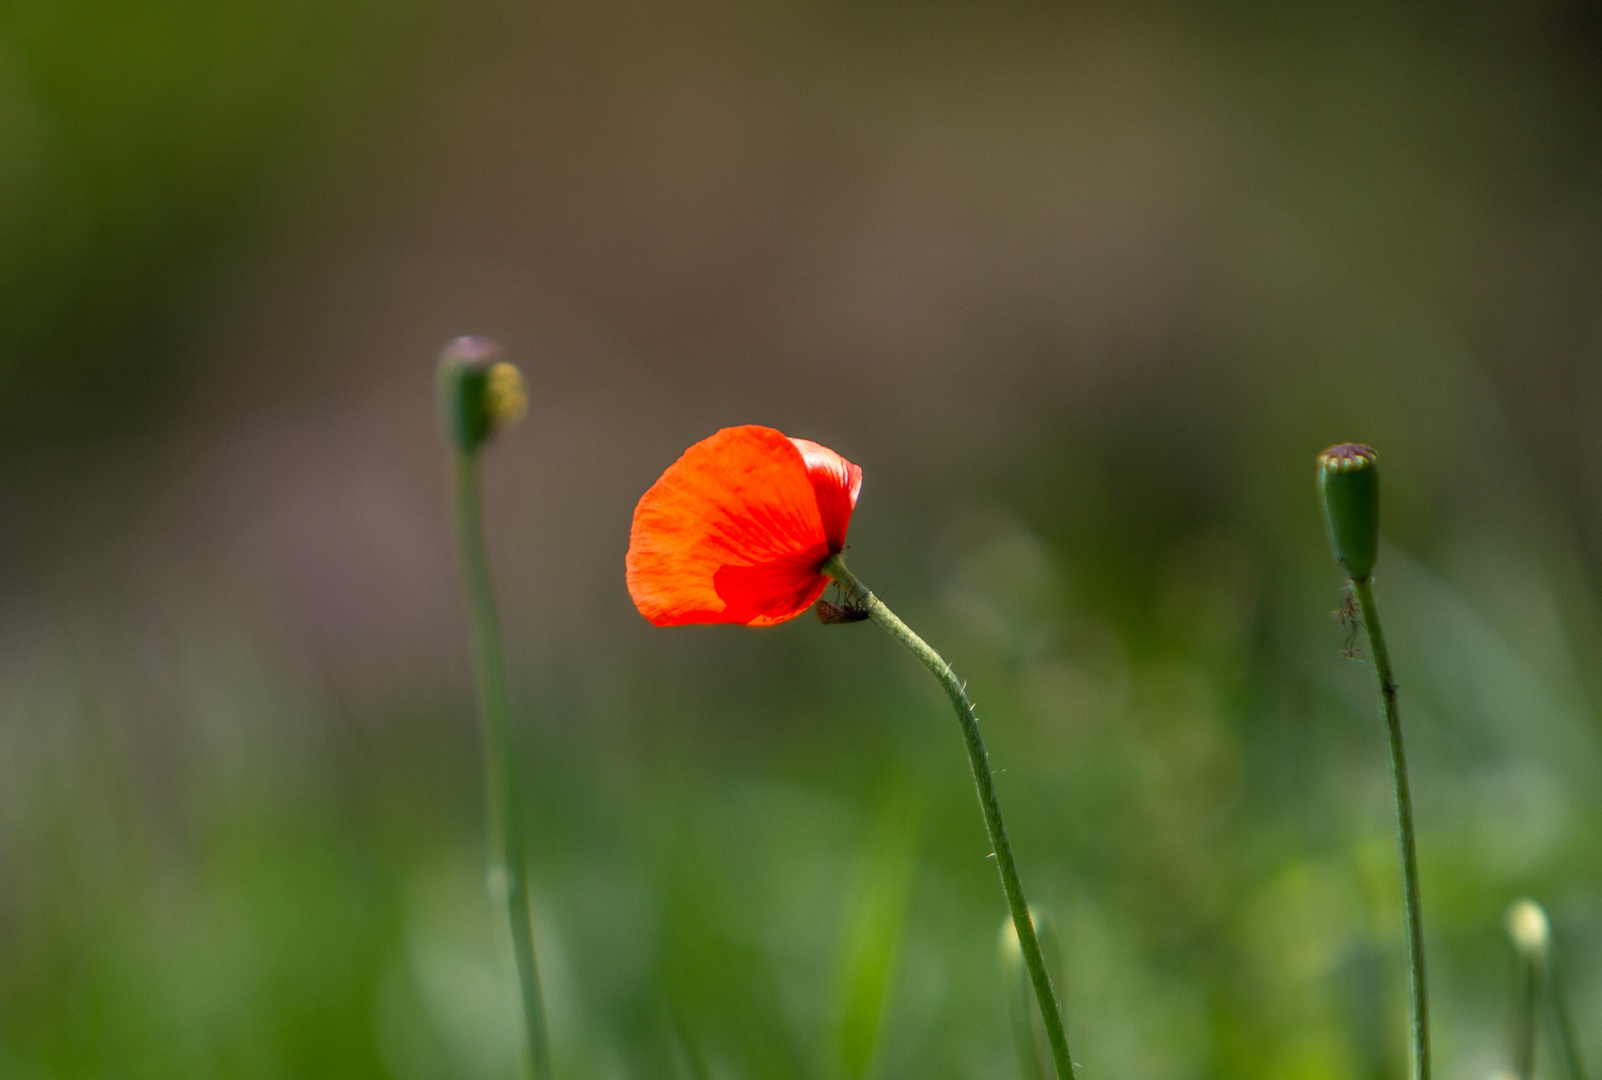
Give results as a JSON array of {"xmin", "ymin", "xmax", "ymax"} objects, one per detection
[{"xmin": 1318, "ymin": 443, "xmax": 1379, "ymax": 580}]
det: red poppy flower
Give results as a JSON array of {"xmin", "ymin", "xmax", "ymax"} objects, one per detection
[{"xmin": 626, "ymin": 425, "xmax": 863, "ymax": 626}]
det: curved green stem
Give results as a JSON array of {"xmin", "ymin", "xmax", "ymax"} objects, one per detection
[
  {"xmin": 1352, "ymin": 576, "xmax": 1429, "ymax": 1080},
  {"xmin": 824, "ymin": 556, "xmax": 1075, "ymax": 1080},
  {"xmin": 452, "ymin": 448, "xmax": 553, "ymax": 1080}
]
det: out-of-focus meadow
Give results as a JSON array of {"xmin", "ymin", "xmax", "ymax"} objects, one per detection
[{"xmin": 3, "ymin": 1, "xmax": 1601, "ymax": 1077}]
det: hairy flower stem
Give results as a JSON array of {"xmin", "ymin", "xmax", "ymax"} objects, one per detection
[
  {"xmin": 452, "ymin": 448, "xmax": 553, "ymax": 1080},
  {"xmin": 1352, "ymin": 576, "xmax": 1429, "ymax": 1080},
  {"xmin": 824, "ymin": 556, "xmax": 1075, "ymax": 1080}
]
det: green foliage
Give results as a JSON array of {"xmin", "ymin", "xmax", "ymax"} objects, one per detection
[
  {"xmin": 0, "ymin": 0, "xmax": 514, "ymax": 447},
  {"xmin": 830, "ymin": 780, "xmax": 921, "ymax": 1080},
  {"xmin": 6, "ymin": 514, "xmax": 1599, "ymax": 1078}
]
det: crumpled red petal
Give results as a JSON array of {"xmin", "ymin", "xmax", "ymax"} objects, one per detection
[
  {"xmin": 790, "ymin": 437, "xmax": 863, "ymax": 554},
  {"xmin": 626, "ymin": 425, "xmax": 861, "ymax": 626}
]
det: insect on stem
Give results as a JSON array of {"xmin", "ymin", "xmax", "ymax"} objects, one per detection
[{"xmin": 818, "ymin": 580, "xmax": 872, "ymax": 625}]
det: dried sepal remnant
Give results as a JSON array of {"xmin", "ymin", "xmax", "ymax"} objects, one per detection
[
  {"xmin": 1332, "ymin": 581, "xmax": 1363, "ymax": 659},
  {"xmin": 1318, "ymin": 442, "xmax": 1378, "ymax": 472}
]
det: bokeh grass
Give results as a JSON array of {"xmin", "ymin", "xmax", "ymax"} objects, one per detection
[
  {"xmin": 2, "ymin": 0, "xmax": 1602, "ymax": 1077},
  {"xmin": 4, "ymin": 503, "xmax": 1600, "ymax": 1077}
]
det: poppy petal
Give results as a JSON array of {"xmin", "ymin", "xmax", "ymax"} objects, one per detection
[
  {"xmin": 627, "ymin": 426, "xmax": 837, "ymax": 626},
  {"xmin": 790, "ymin": 437, "xmax": 862, "ymax": 554},
  {"xmin": 711, "ymin": 558, "xmax": 833, "ymax": 626}
]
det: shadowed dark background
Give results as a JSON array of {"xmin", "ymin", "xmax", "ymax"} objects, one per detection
[{"xmin": 2, "ymin": 2, "xmax": 1601, "ymax": 1077}]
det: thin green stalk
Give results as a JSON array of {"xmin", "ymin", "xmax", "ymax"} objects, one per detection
[
  {"xmin": 1352, "ymin": 576, "xmax": 1429, "ymax": 1080},
  {"xmin": 453, "ymin": 447, "xmax": 553, "ymax": 1080},
  {"xmin": 1514, "ymin": 945, "xmax": 1539, "ymax": 1080},
  {"xmin": 824, "ymin": 556, "xmax": 1075, "ymax": 1080},
  {"xmin": 1001, "ymin": 913, "xmax": 1049, "ymax": 1080},
  {"xmin": 1007, "ymin": 959, "xmax": 1048, "ymax": 1080},
  {"xmin": 1549, "ymin": 956, "xmax": 1589, "ymax": 1080}
]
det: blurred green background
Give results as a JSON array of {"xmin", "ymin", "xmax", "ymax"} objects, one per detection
[{"xmin": 2, "ymin": 0, "xmax": 1601, "ymax": 1076}]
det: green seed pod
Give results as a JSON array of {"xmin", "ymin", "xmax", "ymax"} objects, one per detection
[
  {"xmin": 439, "ymin": 336, "xmax": 526, "ymax": 453},
  {"xmin": 1317, "ymin": 443, "xmax": 1379, "ymax": 580}
]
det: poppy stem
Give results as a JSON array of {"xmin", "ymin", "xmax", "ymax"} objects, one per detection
[
  {"xmin": 1351, "ymin": 576, "xmax": 1429, "ymax": 1080},
  {"xmin": 451, "ymin": 446, "xmax": 554, "ymax": 1080},
  {"xmin": 823, "ymin": 555, "xmax": 1075, "ymax": 1080}
]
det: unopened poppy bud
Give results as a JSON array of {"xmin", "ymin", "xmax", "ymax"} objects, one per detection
[
  {"xmin": 439, "ymin": 336, "xmax": 526, "ymax": 453},
  {"xmin": 1317, "ymin": 443, "xmax": 1379, "ymax": 581},
  {"xmin": 1505, "ymin": 898, "xmax": 1550, "ymax": 959}
]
